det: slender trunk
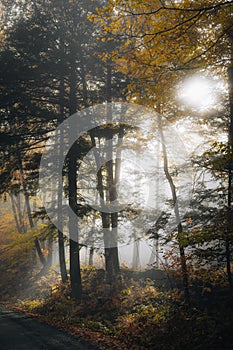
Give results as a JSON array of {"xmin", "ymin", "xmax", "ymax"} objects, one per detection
[
  {"xmin": 132, "ymin": 239, "xmax": 140, "ymax": 270},
  {"xmin": 158, "ymin": 114, "xmax": 189, "ymax": 303},
  {"xmin": 46, "ymin": 237, "xmax": 53, "ymax": 268},
  {"xmin": 226, "ymin": 164, "xmax": 232, "ymax": 288},
  {"xmin": 68, "ymin": 53, "xmax": 82, "ymax": 300},
  {"xmin": 68, "ymin": 147, "xmax": 82, "ymax": 300},
  {"xmin": 111, "ymin": 129, "xmax": 124, "ymax": 276},
  {"xmin": 90, "ymin": 132, "xmax": 120, "ymax": 283},
  {"xmin": 80, "ymin": 54, "xmax": 88, "ymax": 108},
  {"xmin": 25, "ymin": 181, "xmax": 47, "ymax": 266},
  {"xmin": 57, "ymin": 75, "xmax": 68, "ymax": 283},
  {"xmin": 34, "ymin": 237, "xmax": 46, "ymax": 266},
  {"xmin": 89, "ymin": 247, "xmax": 94, "ymax": 266},
  {"xmin": 10, "ymin": 192, "xmax": 23, "ymax": 233},
  {"xmin": 103, "ymin": 156, "xmax": 120, "ymax": 282},
  {"xmin": 226, "ymin": 176, "xmax": 232, "ymax": 287},
  {"xmin": 149, "ymin": 138, "xmax": 160, "ymax": 268},
  {"xmin": 104, "ymin": 79, "xmax": 121, "ymax": 282},
  {"xmin": 108, "ymin": 144, "xmax": 120, "ymax": 277},
  {"xmin": 106, "ymin": 63, "xmax": 112, "ymax": 103},
  {"xmin": 15, "ymin": 193, "xmax": 27, "ymax": 233},
  {"xmin": 105, "ymin": 80, "xmax": 114, "ymax": 277},
  {"xmin": 226, "ymin": 34, "xmax": 233, "ymax": 287},
  {"xmin": 58, "ymin": 229, "xmax": 68, "ymax": 282},
  {"xmin": 228, "ymin": 35, "xmax": 233, "ymax": 146},
  {"xmin": 102, "ymin": 212, "xmax": 114, "ymax": 283}
]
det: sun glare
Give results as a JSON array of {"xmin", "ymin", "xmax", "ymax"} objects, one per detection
[{"xmin": 178, "ymin": 75, "xmax": 221, "ymax": 111}]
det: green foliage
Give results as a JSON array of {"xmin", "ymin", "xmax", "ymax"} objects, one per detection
[{"xmin": 203, "ymin": 141, "xmax": 233, "ymax": 173}]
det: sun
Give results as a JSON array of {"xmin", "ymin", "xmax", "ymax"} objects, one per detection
[{"xmin": 178, "ymin": 75, "xmax": 219, "ymax": 111}]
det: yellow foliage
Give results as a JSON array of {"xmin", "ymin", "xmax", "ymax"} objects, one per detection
[{"xmin": 95, "ymin": 0, "xmax": 232, "ymax": 109}]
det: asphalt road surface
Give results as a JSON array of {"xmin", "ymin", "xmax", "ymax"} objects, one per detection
[{"xmin": 0, "ymin": 304, "xmax": 99, "ymax": 350}]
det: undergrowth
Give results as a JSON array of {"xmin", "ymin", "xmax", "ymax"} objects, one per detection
[
  {"xmin": 0, "ymin": 227, "xmax": 232, "ymax": 349},
  {"xmin": 16, "ymin": 267, "xmax": 233, "ymax": 350}
]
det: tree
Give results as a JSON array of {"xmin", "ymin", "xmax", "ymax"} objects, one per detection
[
  {"xmin": 97, "ymin": 0, "xmax": 233, "ymax": 295},
  {"xmin": 0, "ymin": 0, "xmax": 130, "ymax": 299}
]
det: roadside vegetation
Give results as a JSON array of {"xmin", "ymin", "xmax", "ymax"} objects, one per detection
[{"xmin": 0, "ymin": 219, "xmax": 232, "ymax": 350}]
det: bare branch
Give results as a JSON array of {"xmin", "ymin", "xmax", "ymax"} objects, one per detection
[
  {"xmin": 120, "ymin": 1, "xmax": 233, "ymax": 16},
  {"xmin": 183, "ymin": 22, "xmax": 233, "ymax": 67}
]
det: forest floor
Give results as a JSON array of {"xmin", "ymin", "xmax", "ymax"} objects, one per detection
[
  {"xmin": 0, "ymin": 219, "xmax": 233, "ymax": 350},
  {"xmin": 1, "ymin": 266, "xmax": 233, "ymax": 350}
]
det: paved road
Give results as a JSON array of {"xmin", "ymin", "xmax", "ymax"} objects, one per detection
[{"xmin": 0, "ymin": 305, "xmax": 98, "ymax": 350}]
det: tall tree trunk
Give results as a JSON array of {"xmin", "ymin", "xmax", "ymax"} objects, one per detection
[
  {"xmin": 68, "ymin": 146, "xmax": 82, "ymax": 300},
  {"xmin": 58, "ymin": 207, "xmax": 68, "ymax": 283},
  {"xmin": 90, "ymin": 132, "xmax": 120, "ymax": 284},
  {"xmin": 226, "ymin": 173, "xmax": 232, "ymax": 287},
  {"xmin": 80, "ymin": 54, "xmax": 88, "ymax": 108},
  {"xmin": 108, "ymin": 138, "xmax": 120, "ymax": 279},
  {"xmin": 68, "ymin": 53, "xmax": 82, "ymax": 301},
  {"xmin": 158, "ymin": 114, "xmax": 189, "ymax": 304},
  {"xmin": 148, "ymin": 136, "xmax": 160, "ymax": 268},
  {"xmin": 226, "ymin": 33, "xmax": 233, "ymax": 287},
  {"xmin": 89, "ymin": 64, "xmax": 122, "ymax": 283},
  {"xmin": 57, "ymin": 75, "xmax": 68, "ymax": 283},
  {"xmin": 105, "ymin": 70, "xmax": 121, "ymax": 282},
  {"xmin": 110, "ymin": 129, "xmax": 124, "ymax": 277}
]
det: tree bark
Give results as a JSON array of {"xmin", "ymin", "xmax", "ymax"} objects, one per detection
[
  {"xmin": 68, "ymin": 146, "xmax": 82, "ymax": 300},
  {"xmin": 158, "ymin": 114, "xmax": 189, "ymax": 304},
  {"xmin": 9, "ymin": 192, "xmax": 25, "ymax": 234},
  {"xmin": 90, "ymin": 133, "xmax": 120, "ymax": 284},
  {"xmin": 89, "ymin": 247, "xmax": 94, "ymax": 266},
  {"xmin": 68, "ymin": 52, "xmax": 82, "ymax": 301},
  {"xmin": 57, "ymin": 75, "xmax": 68, "ymax": 283},
  {"xmin": 132, "ymin": 239, "xmax": 140, "ymax": 270},
  {"xmin": 226, "ymin": 172, "xmax": 232, "ymax": 287},
  {"xmin": 226, "ymin": 33, "xmax": 233, "ymax": 288}
]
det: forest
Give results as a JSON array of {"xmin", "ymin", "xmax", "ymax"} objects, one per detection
[{"xmin": 0, "ymin": 1, "xmax": 233, "ymax": 349}]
